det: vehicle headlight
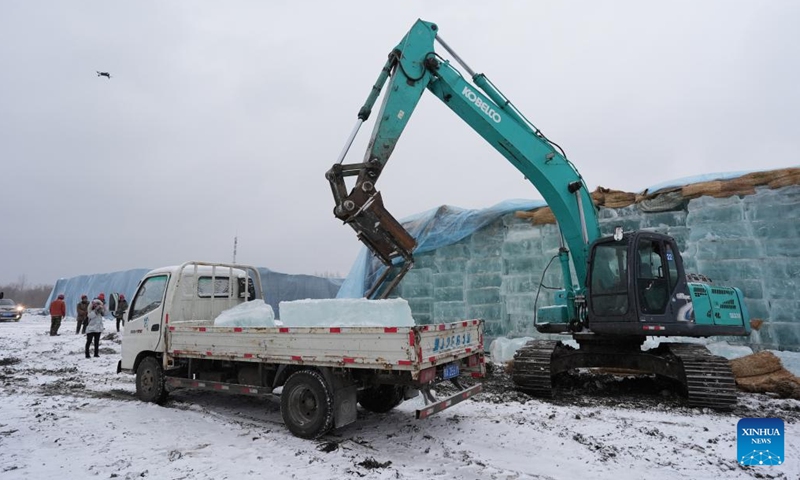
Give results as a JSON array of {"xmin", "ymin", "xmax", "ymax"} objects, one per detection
[{"xmin": 16, "ymin": 306, "xmax": 24, "ymax": 312}]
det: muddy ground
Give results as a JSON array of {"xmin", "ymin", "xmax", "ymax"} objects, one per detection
[
  {"xmin": 2, "ymin": 320, "xmax": 799, "ymax": 479},
  {"xmin": 446, "ymin": 363, "xmax": 800, "ymax": 426}
]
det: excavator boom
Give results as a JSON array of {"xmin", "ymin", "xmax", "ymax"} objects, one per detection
[{"xmin": 327, "ymin": 19, "xmax": 598, "ymax": 304}]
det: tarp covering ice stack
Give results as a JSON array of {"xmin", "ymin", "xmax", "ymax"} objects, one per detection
[{"xmin": 337, "ymin": 168, "xmax": 800, "ymax": 351}]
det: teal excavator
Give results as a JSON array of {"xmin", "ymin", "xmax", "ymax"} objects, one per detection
[{"xmin": 327, "ymin": 20, "xmax": 751, "ymax": 409}]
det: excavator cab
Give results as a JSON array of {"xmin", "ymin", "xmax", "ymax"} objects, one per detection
[
  {"xmin": 523, "ymin": 230, "xmax": 749, "ymax": 409},
  {"xmin": 587, "ymin": 232, "xmax": 688, "ymax": 328},
  {"xmin": 586, "ymin": 231, "xmax": 749, "ymax": 337}
]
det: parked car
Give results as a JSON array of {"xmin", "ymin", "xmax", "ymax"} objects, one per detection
[{"xmin": 0, "ymin": 299, "xmax": 23, "ymax": 321}]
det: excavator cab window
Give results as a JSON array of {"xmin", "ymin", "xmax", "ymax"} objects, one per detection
[
  {"xmin": 589, "ymin": 243, "xmax": 629, "ymax": 316},
  {"xmin": 665, "ymin": 243, "xmax": 679, "ymax": 292},
  {"xmin": 636, "ymin": 239, "xmax": 669, "ymax": 314}
]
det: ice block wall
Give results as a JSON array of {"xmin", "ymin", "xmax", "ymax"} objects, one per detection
[{"xmin": 393, "ymin": 185, "xmax": 800, "ymax": 351}]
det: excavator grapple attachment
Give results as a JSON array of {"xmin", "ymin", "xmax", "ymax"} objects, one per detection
[{"xmin": 345, "ymin": 191, "xmax": 416, "ymax": 267}]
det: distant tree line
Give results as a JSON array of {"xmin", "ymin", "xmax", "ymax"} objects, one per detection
[{"xmin": 0, "ymin": 275, "xmax": 53, "ymax": 309}]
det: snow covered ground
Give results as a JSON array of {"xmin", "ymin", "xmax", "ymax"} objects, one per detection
[{"xmin": 1, "ymin": 314, "xmax": 799, "ymax": 480}]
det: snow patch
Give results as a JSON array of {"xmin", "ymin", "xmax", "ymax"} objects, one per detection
[{"xmin": 3, "ymin": 314, "xmax": 800, "ymax": 479}]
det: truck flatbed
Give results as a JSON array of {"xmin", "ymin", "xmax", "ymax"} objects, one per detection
[
  {"xmin": 120, "ymin": 262, "xmax": 485, "ymax": 439},
  {"xmin": 165, "ymin": 320, "xmax": 483, "ymax": 376}
]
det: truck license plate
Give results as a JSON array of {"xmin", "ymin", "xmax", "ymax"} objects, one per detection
[{"xmin": 443, "ymin": 363, "xmax": 459, "ymax": 380}]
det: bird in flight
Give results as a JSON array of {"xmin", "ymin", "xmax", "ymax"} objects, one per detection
[{"xmin": 96, "ymin": 71, "xmax": 111, "ymax": 79}]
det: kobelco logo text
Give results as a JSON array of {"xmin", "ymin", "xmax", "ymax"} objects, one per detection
[{"xmin": 462, "ymin": 86, "xmax": 501, "ymax": 123}]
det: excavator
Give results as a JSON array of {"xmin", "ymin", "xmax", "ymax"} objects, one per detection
[{"xmin": 326, "ymin": 19, "xmax": 751, "ymax": 409}]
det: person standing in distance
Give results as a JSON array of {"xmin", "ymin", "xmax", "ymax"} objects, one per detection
[
  {"xmin": 76, "ymin": 294, "xmax": 90, "ymax": 334},
  {"xmin": 114, "ymin": 294, "xmax": 128, "ymax": 333},
  {"xmin": 85, "ymin": 298, "xmax": 105, "ymax": 358},
  {"xmin": 49, "ymin": 294, "xmax": 66, "ymax": 336}
]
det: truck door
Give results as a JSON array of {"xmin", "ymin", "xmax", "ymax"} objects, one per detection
[{"xmin": 124, "ymin": 274, "xmax": 170, "ymax": 354}]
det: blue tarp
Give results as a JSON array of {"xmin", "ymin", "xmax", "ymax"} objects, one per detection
[
  {"xmin": 257, "ymin": 268, "xmax": 342, "ymax": 318},
  {"xmin": 337, "ymin": 199, "xmax": 545, "ymax": 298},
  {"xmin": 46, "ymin": 269, "xmax": 150, "ymax": 317},
  {"xmin": 46, "ymin": 267, "xmax": 343, "ymax": 318}
]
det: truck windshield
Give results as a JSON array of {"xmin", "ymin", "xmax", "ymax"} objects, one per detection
[{"xmin": 131, "ymin": 275, "xmax": 168, "ymax": 319}]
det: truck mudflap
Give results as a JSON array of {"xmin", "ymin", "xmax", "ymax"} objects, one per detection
[{"xmin": 415, "ymin": 383, "xmax": 482, "ymax": 419}]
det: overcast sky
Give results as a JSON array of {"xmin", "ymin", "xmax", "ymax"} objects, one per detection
[{"xmin": 1, "ymin": 1, "xmax": 798, "ymax": 286}]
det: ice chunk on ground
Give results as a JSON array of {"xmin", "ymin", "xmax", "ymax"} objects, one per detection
[
  {"xmin": 641, "ymin": 338, "xmax": 754, "ymax": 360},
  {"xmin": 278, "ymin": 298, "xmax": 415, "ymax": 327},
  {"xmin": 214, "ymin": 300, "xmax": 276, "ymax": 327},
  {"xmin": 706, "ymin": 341, "xmax": 753, "ymax": 359},
  {"xmin": 641, "ymin": 336, "xmax": 708, "ymax": 350},
  {"xmin": 489, "ymin": 337, "xmax": 753, "ymax": 365},
  {"xmin": 489, "ymin": 337, "xmax": 534, "ymax": 364},
  {"xmin": 771, "ymin": 350, "xmax": 800, "ymax": 377}
]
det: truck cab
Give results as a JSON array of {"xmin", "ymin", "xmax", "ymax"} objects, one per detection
[{"xmin": 119, "ymin": 262, "xmax": 261, "ymax": 374}]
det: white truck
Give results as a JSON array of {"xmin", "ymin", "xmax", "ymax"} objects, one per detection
[{"xmin": 118, "ymin": 261, "xmax": 485, "ymax": 438}]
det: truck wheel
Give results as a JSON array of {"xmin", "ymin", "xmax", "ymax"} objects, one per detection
[
  {"xmin": 357, "ymin": 385, "xmax": 404, "ymax": 413},
  {"xmin": 280, "ymin": 370, "xmax": 334, "ymax": 439},
  {"xmin": 136, "ymin": 356, "xmax": 168, "ymax": 404}
]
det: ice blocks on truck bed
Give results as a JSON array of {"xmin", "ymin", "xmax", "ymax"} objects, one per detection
[
  {"xmin": 278, "ymin": 298, "xmax": 415, "ymax": 327},
  {"xmin": 214, "ymin": 300, "xmax": 276, "ymax": 327}
]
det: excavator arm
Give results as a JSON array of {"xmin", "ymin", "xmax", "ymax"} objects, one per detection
[{"xmin": 327, "ymin": 19, "xmax": 600, "ymax": 307}]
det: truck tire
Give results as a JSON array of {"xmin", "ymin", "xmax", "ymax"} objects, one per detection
[
  {"xmin": 280, "ymin": 370, "xmax": 334, "ymax": 439},
  {"xmin": 136, "ymin": 356, "xmax": 168, "ymax": 404},
  {"xmin": 357, "ymin": 385, "xmax": 404, "ymax": 413}
]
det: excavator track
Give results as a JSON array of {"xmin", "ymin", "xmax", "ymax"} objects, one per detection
[
  {"xmin": 511, "ymin": 340, "xmax": 558, "ymax": 398},
  {"xmin": 668, "ymin": 343, "xmax": 737, "ymax": 410},
  {"xmin": 510, "ymin": 339, "xmax": 736, "ymax": 410}
]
